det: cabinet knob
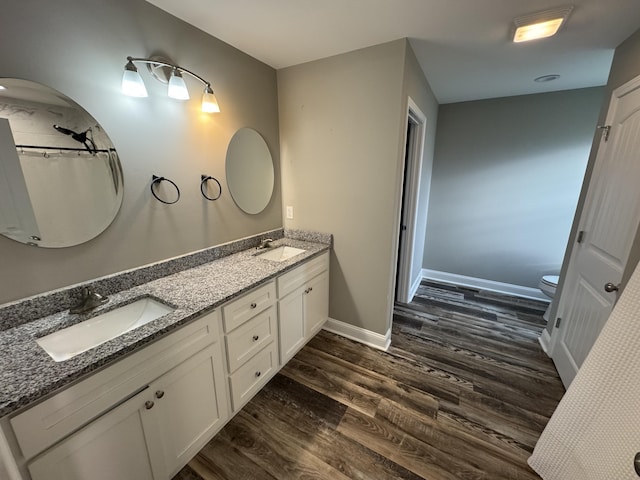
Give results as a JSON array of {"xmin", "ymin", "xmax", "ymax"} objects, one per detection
[
  {"xmin": 250, "ymin": 302, "xmax": 257, "ymax": 309},
  {"xmin": 252, "ymin": 335, "xmax": 259, "ymax": 342},
  {"xmin": 255, "ymin": 371, "xmax": 261, "ymax": 377},
  {"xmin": 144, "ymin": 400, "xmax": 154, "ymax": 410},
  {"xmin": 155, "ymin": 390, "xmax": 165, "ymax": 399},
  {"xmin": 309, "ymin": 287, "xmax": 313, "ymax": 292},
  {"xmin": 304, "ymin": 288, "xmax": 309, "ymax": 294}
]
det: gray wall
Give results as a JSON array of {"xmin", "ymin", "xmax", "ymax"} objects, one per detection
[
  {"xmin": 423, "ymin": 88, "xmax": 604, "ymax": 288},
  {"xmin": 549, "ymin": 27, "xmax": 640, "ymax": 333},
  {"xmin": 0, "ymin": 0, "xmax": 281, "ymax": 304},
  {"xmin": 278, "ymin": 39, "xmax": 438, "ymax": 336}
]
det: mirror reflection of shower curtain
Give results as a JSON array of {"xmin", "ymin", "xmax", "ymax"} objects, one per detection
[
  {"xmin": 19, "ymin": 151, "xmax": 117, "ymax": 246},
  {"xmin": 0, "ymin": 118, "xmax": 40, "ymax": 243}
]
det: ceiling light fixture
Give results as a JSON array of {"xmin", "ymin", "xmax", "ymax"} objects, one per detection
[
  {"xmin": 122, "ymin": 56, "xmax": 220, "ymax": 113},
  {"xmin": 512, "ymin": 5, "xmax": 574, "ymax": 43}
]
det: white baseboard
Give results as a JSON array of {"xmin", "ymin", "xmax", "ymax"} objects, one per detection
[
  {"xmin": 538, "ymin": 328, "xmax": 552, "ymax": 356},
  {"xmin": 323, "ymin": 318, "xmax": 391, "ymax": 351},
  {"xmin": 422, "ymin": 269, "xmax": 550, "ymax": 302}
]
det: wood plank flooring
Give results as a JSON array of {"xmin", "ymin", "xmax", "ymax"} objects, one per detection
[{"xmin": 173, "ymin": 281, "xmax": 565, "ymax": 480}]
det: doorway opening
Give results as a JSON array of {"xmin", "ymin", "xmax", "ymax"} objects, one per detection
[{"xmin": 395, "ymin": 99, "xmax": 427, "ymax": 304}]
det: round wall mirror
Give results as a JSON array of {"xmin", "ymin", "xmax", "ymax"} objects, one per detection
[
  {"xmin": 226, "ymin": 128, "xmax": 274, "ymax": 215},
  {"xmin": 0, "ymin": 78, "xmax": 123, "ymax": 248}
]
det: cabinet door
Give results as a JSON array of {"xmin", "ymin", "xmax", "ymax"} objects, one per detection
[
  {"xmin": 278, "ymin": 285, "xmax": 305, "ymax": 365},
  {"xmin": 143, "ymin": 343, "xmax": 229, "ymax": 479},
  {"xmin": 304, "ymin": 271, "xmax": 329, "ymax": 338},
  {"xmin": 28, "ymin": 389, "xmax": 154, "ymax": 480}
]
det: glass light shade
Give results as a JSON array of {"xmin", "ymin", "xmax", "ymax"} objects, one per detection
[
  {"xmin": 201, "ymin": 87, "xmax": 220, "ymax": 113},
  {"xmin": 168, "ymin": 70, "xmax": 189, "ymax": 100},
  {"xmin": 513, "ymin": 18, "xmax": 564, "ymax": 43},
  {"xmin": 122, "ymin": 69, "xmax": 148, "ymax": 97}
]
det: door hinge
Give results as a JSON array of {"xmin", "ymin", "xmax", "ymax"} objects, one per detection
[
  {"xmin": 555, "ymin": 317, "xmax": 562, "ymax": 328},
  {"xmin": 577, "ymin": 230, "xmax": 585, "ymax": 243},
  {"xmin": 597, "ymin": 125, "xmax": 611, "ymax": 142}
]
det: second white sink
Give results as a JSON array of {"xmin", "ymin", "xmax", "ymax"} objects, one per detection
[
  {"xmin": 257, "ymin": 246, "xmax": 306, "ymax": 262},
  {"xmin": 36, "ymin": 297, "xmax": 174, "ymax": 362}
]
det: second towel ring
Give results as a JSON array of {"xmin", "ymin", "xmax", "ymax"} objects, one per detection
[
  {"xmin": 200, "ymin": 175, "xmax": 222, "ymax": 201},
  {"xmin": 151, "ymin": 175, "xmax": 180, "ymax": 204}
]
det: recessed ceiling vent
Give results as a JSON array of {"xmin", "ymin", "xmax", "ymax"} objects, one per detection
[
  {"xmin": 534, "ymin": 74, "xmax": 561, "ymax": 83},
  {"xmin": 512, "ymin": 5, "xmax": 574, "ymax": 43}
]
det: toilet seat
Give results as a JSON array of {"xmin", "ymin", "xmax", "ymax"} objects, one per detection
[
  {"xmin": 541, "ymin": 275, "xmax": 559, "ymax": 288},
  {"xmin": 539, "ymin": 276, "xmax": 558, "ymax": 298}
]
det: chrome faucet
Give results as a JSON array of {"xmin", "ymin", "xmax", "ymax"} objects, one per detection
[
  {"xmin": 70, "ymin": 287, "xmax": 109, "ymax": 314},
  {"xmin": 257, "ymin": 238, "xmax": 274, "ymax": 250}
]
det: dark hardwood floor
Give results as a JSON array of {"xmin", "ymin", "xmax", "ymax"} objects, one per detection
[{"xmin": 174, "ymin": 281, "xmax": 565, "ymax": 480}]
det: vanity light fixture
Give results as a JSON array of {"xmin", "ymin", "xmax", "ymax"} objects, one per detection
[
  {"xmin": 512, "ymin": 5, "xmax": 574, "ymax": 43},
  {"xmin": 122, "ymin": 56, "xmax": 220, "ymax": 113}
]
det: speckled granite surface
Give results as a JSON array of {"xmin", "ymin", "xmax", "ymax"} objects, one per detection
[
  {"xmin": 0, "ymin": 229, "xmax": 285, "ymax": 332},
  {"xmin": 0, "ymin": 233, "xmax": 330, "ymax": 417}
]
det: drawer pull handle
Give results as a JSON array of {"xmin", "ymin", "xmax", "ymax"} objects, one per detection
[
  {"xmin": 250, "ymin": 302, "xmax": 257, "ymax": 309},
  {"xmin": 253, "ymin": 335, "xmax": 259, "ymax": 341},
  {"xmin": 155, "ymin": 390, "xmax": 165, "ymax": 399},
  {"xmin": 145, "ymin": 400, "xmax": 155, "ymax": 410},
  {"xmin": 255, "ymin": 371, "xmax": 261, "ymax": 377}
]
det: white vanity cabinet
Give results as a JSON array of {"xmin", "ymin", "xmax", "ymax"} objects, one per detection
[
  {"xmin": 277, "ymin": 252, "xmax": 329, "ymax": 364},
  {"xmin": 9, "ymin": 310, "xmax": 229, "ymax": 480},
  {"xmin": 222, "ymin": 282, "xmax": 279, "ymax": 411},
  {"xmin": 1, "ymin": 248, "xmax": 331, "ymax": 480}
]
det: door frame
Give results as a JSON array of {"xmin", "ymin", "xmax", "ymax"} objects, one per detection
[
  {"xmin": 549, "ymin": 73, "xmax": 640, "ymax": 383},
  {"xmin": 396, "ymin": 98, "xmax": 427, "ymax": 304}
]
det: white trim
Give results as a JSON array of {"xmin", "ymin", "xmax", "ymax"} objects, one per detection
[
  {"xmin": 409, "ymin": 273, "xmax": 422, "ymax": 302},
  {"xmin": 323, "ymin": 318, "xmax": 391, "ymax": 351},
  {"xmin": 396, "ymin": 98, "xmax": 427, "ymax": 304},
  {"xmin": 422, "ymin": 269, "xmax": 550, "ymax": 302},
  {"xmin": 538, "ymin": 328, "xmax": 552, "ymax": 356}
]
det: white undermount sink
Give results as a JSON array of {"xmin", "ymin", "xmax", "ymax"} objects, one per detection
[
  {"xmin": 36, "ymin": 297, "xmax": 174, "ymax": 362},
  {"xmin": 256, "ymin": 245, "xmax": 306, "ymax": 262}
]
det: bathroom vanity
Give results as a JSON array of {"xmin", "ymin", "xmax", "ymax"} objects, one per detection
[{"xmin": 0, "ymin": 233, "xmax": 330, "ymax": 480}]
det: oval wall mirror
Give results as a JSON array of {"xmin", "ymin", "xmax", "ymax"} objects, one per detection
[
  {"xmin": 0, "ymin": 78, "xmax": 123, "ymax": 248},
  {"xmin": 226, "ymin": 128, "xmax": 274, "ymax": 215}
]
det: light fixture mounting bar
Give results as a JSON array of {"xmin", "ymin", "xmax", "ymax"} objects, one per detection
[{"xmin": 126, "ymin": 56, "xmax": 211, "ymax": 88}]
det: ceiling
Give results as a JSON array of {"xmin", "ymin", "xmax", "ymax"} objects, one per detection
[{"xmin": 146, "ymin": 0, "xmax": 640, "ymax": 104}]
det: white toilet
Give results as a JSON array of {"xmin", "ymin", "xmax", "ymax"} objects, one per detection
[{"xmin": 538, "ymin": 275, "xmax": 559, "ymax": 322}]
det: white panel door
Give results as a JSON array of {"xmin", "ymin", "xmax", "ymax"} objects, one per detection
[
  {"xmin": 552, "ymin": 76, "xmax": 640, "ymax": 386},
  {"xmin": 278, "ymin": 286, "xmax": 305, "ymax": 365},
  {"xmin": 304, "ymin": 271, "xmax": 329, "ymax": 337},
  {"xmin": 28, "ymin": 389, "xmax": 154, "ymax": 480},
  {"xmin": 143, "ymin": 343, "xmax": 229, "ymax": 479}
]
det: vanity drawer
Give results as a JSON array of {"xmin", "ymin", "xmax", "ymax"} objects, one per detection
[
  {"xmin": 277, "ymin": 252, "xmax": 329, "ymax": 298},
  {"xmin": 10, "ymin": 310, "xmax": 221, "ymax": 460},
  {"xmin": 225, "ymin": 306, "xmax": 276, "ymax": 373},
  {"xmin": 222, "ymin": 281, "xmax": 276, "ymax": 333},
  {"xmin": 228, "ymin": 342, "xmax": 277, "ymax": 411}
]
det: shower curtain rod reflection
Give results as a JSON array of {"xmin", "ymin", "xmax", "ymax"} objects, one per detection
[{"xmin": 15, "ymin": 144, "xmax": 114, "ymax": 154}]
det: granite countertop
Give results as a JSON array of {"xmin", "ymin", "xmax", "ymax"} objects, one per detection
[{"xmin": 0, "ymin": 237, "xmax": 329, "ymax": 417}]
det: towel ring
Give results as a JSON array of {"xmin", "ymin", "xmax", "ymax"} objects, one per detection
[
  {"xmin": 151, "ymin": 175, "xmax": 180, "ymax": 204},
  {"xmin": 200, "ymin": 174, "xmax": 222, "ymax": 201}
]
